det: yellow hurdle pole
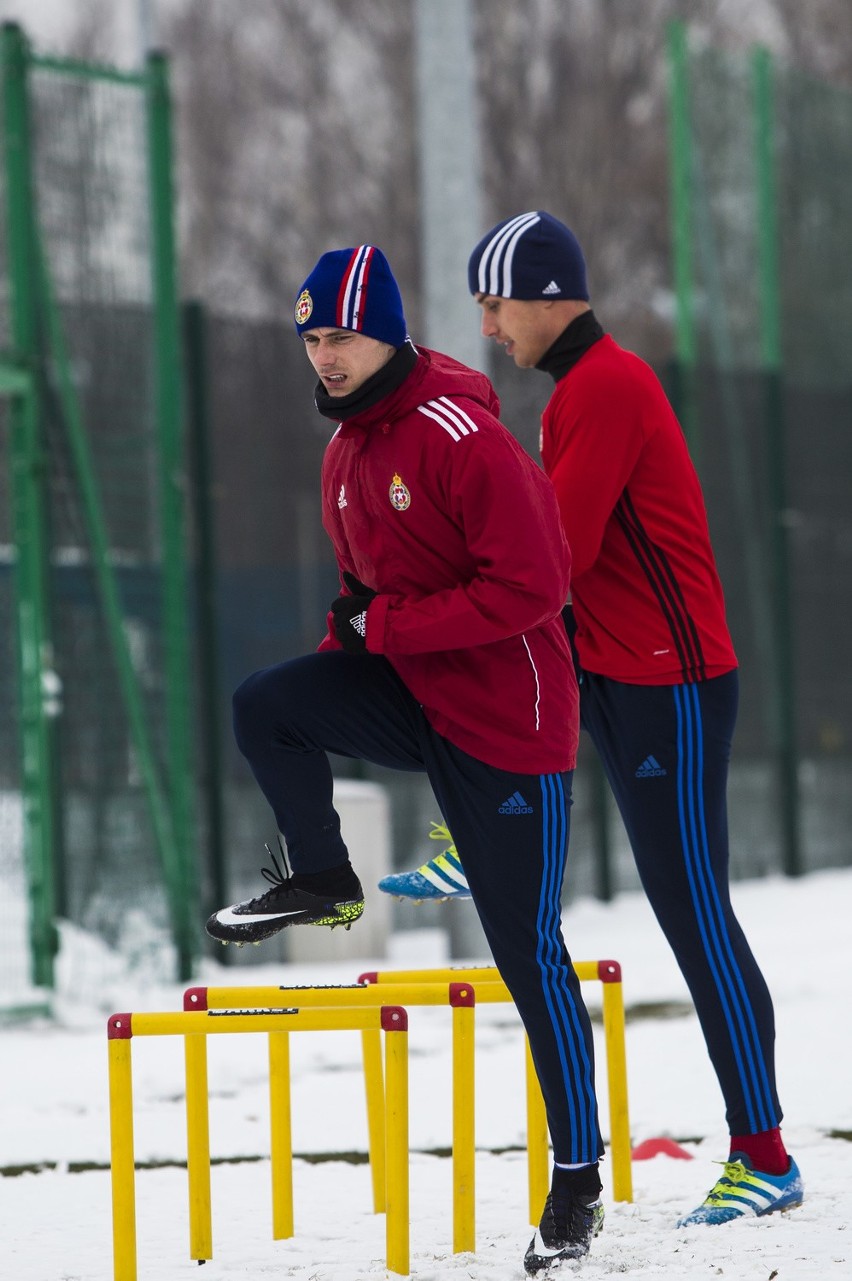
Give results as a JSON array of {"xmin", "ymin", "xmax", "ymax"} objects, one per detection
[
  {"xmin": 382, "ymin": 1008, "xmax": 410, "ymax": 1277},
  {"xmin": 360, "ymin": 1027, "xmax": 386, "ymax": 1213},
  {"xmin": 450, "ymin": 984, "xmax": 476, "ymax": 1253},
  {"xmin": 441, "ymin": 984, "xmax": 551, "ymax": 1223},
  {"xmin": 362, "ymin": 965, "xmax": 502, "ymax": 985},
  {"xmin": 183, "ymin": 1031, "xmax": 212, "ymax": 1260},
  {"xmin": 130, "ymin": 1008, "xmax": 411, "ymax": 1274},
  {"xmin": 187, "ymin": 984, "xmax": 385, "ymax": 1215},
  {"xmin": 524, "ymin": 1036, "xmax": 550, "ymax": 1225},
  {"xmin": 367, "ymin": 965, "xmax": 628, "ymax": 1203},
  {"xmin": 361, "ymin": 963, "xmax": 601, "ymax": 985},
  {"xmin": 107, "ymin": 1015, "xmax": 137, "ymax": 1281},
  {"xmin": 268, "ymin": 1030, "xmax": 294, "ymax": 1238},
  {"xmin": 186, "ymin": 980, "xmax": 472, "ymax": 1225},
  {"xmin": 135, "ymin": 1009, "xmax": 410, "ymax": 1038},
  {"xmin": 599, "ymin": 962, "xmax": 633, "ymax": 1202}
]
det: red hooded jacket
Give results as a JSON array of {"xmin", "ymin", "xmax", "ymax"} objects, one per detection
[{"xmin": 319, "ymin": 347, "xmax": 578, "ymax": 773}]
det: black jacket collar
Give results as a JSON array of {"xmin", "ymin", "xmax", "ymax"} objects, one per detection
[
  {"xmin": 314, "ymin": 340, "xmax": 419, "ymax": 422},
  {"xmin": 536, "ymin": 310, "xmax": 605, "ymax": 383}
]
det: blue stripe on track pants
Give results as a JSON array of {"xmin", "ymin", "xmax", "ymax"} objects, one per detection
[
  {"xmin": 579, "ymin": 667, "xmax": 781, "ymax": 1135},
  {"xmin": 233, "ymin": 649, "xmax": 603, "ymax": 1163}
]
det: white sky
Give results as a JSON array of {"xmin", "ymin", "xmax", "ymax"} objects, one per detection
[
  {"xmin": 0, "ymin": 0, "xmax": 153, "ymax": 66},
  {"xmin": 0, "ymin": 0, "xmax": 797, "ymax": 72}
]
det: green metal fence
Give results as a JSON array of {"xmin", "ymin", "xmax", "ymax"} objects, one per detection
[
  {"xmin": 0, "ymin": 22, "xmax": 197, "ymax": 1002},
  {"xmin": 666, "ymin": 21, "xmax": 852, "ymax": 881},
  {"xmin": 1, "ymin": 18, "xmax": 850, "ymax": 997}
]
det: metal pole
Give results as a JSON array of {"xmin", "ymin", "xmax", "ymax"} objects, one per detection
[
  {"xmin": 413, "ymin": 0, "xmax": 487, "ymax": 372},
  {"xmin": 184, "ymin": 1029, "xmax": 212, "ymax": 1260},
  {"xmin": 147, "ymin": 49, "xmax": 198, "ymax": 976},
  {"xmin": 34, "ymin": 234, "xmax": 189, "ymax": 964},
  {"xmin": 183, "ymin": 301, "xmax": 229, "ymax": 929},
  {"xmin": 666, "ymin": 19, "xmax": 701, "ymax": 463},
  {"xmin": 1, "ymin": 21, "xmax": 60, "ymax": 989},
  {"xmin": 588, "ymin": 751, "xmax": 614, "ymax": 902},
  {"xmin": 107, "ymin": 1030, "xmax": 138, "ymax": 1281},
  {"xmin": 137, "ymin": 0, "xmax": 156, "ymax": 66},
  {"xmin": 753, "ymin": 46, "xmax": 802, "ymax": 876}
]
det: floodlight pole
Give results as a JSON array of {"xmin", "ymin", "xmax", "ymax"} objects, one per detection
[{"xmin": 413, "ymin": 0, "xmax": 488, "ymax": 374}]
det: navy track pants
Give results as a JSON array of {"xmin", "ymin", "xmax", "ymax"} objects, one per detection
[
  {"xmin": 579, "ymin": 666, "xmax": 781, "ymax": 1136},
  {"xmin": 233, "ymin": 650, "xmax": 603, "ymax": 1164}
]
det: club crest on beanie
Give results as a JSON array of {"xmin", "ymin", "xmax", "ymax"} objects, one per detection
[
  {"xmin": 468, "ymin": 211, "xmax": 589, "ymax": 301},
  {"xmin": 294, "ymin": 245, "xmax": 407, "ymax": 348}
]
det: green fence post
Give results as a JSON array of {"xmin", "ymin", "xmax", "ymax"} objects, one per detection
[
  {"xmin": 0, "ymin": 21, "xmax": 60, "ymax": 988},
  {"xmin": 147, "ymin": 50, "xmax": 198, "ymax": 974},
  {"xmin": 33, "ymin": 236, "xmax": 196, "ymax": 974},
  {"xmin": 753, "ymin": 46, "xmax": 802, "ymax": 877},
  {"xmin": 183, "ymin": 300, "xmax": 229, "ymax": 930},
  {"xmin": 589, "ymin": 753, "xmax": 613, "ymax": 903},
  {"xmin": 666, "ymin": 18, "xmax": 700, "ymax": 463}
]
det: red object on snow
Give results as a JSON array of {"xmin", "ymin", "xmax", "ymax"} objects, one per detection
[{"xmin": 631, "ymin": 1137, "xmax": 694, "ymax": 1161}]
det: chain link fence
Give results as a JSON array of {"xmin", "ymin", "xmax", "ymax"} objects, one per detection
[
  {"xmin": 2, "ymin": 22, "xmax": 850, "ymax": 996},
  {"xmin": 0, "ymin": 27, "xmax": 196, "ymax": 1006}
]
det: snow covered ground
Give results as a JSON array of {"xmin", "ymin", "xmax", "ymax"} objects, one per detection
[{"xmin": 3, "ymin": 868, "xmax": 851, "ymax": 1279}]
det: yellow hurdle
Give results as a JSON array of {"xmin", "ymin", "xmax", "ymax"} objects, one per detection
[
  {"xmin": 107, "ymin": 1005, "xmax": 410, "ymax": 1280},
  {"xmin": 360, "ymin": 962, "xmax": 633, "ymax": 1212},
  {"xmin": 185, "ymin": 980, "xmax": 477, "ymax": 1253}
]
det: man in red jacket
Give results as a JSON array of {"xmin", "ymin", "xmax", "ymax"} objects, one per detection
[
  {"xmin": 207, "ymin": 244, "xmax": 606, "ymax": 1268},
  {"xmin": 381, "ymin": 212, "xmax": 803, "ymax": 1237}
]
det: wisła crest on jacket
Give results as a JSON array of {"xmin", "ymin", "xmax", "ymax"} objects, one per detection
[{"xmin": 389, "ymin": 473, "xmax": 411, "ymax": 511}]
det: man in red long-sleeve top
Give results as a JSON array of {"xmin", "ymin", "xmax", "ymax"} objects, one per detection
[
  {"xmin": 381, "ymin": 212, "xmax": 803, "ymax": 1240},
  {"xmin": 208, "ymin": 243, "xmax": 607, "ymax": 1270}
]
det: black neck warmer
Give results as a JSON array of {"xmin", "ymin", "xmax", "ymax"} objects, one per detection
[
  {"xmin": 536, "ymin": 309, "xmax": 605, "ymax": 383},
  {"xmin": 314, "ymin": 340, "xmax": 419, "ymax": 422}
]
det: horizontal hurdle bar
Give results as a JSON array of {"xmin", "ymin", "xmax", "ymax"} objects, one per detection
[
  {"xmin": 107, "ymin": 1006, "xmax": 409, "ymax": 1279},
  {"xmin": 184, "ymin": 981, "xmax": 477, "ymax": 1253},
  {"xmin": 359, "ymin": 962, "xmax": 632, "ymax": 1210},
  {"xmin": 359, "ymin": 961, "xmax": 604, "ymax": 983}
]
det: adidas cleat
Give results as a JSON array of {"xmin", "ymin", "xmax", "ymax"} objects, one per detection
[
  {"xmin": 378, "ymin": 822, "xmax": 471, "ymax": 901},
  {"xmin": 677, "ymin": 1153, "xmax": 803, "ymax": 1226},
  {"xmin": 206, "ymin": 844, "xmax": 364, "ymax": 945},
  {"xmin": 524, "ymin": 1167, "xmax": 604, "ymax": 1274}
]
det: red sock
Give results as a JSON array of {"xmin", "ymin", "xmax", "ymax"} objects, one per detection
[{"xmin": 729, "ymin": 1127, "xmax": 789, "ymax": 1175}]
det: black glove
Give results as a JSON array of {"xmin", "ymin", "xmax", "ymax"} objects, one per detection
[{"xmin": 330, "ymin": 571, "xmax": 378, "ymax": 654}]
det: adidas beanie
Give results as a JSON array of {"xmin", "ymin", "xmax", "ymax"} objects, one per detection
[
  {"xmin": 294, "ymin": 245, "xmax": 407, "ymax": 347},
  {"xmin": 468, "ymin": 211, "xmax": 589, "ymax": 302}
]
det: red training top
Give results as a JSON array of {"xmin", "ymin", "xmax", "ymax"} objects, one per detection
[
  {"xmin": 319, "ymin": 347, "xmax": 579, "ymax": 773},
  {"xmin": 540, "ymin": 335, "xmax": 737, "ymax": 684}
]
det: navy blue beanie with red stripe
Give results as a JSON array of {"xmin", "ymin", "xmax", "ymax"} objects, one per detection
[{"xmin": 294, "ymin": 245, "xmax": 407, "ymax": 348}]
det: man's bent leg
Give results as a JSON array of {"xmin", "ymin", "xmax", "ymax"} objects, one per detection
[
  {"xmin": 207, "ymin": 652, "xmax": 426, "ymax": 944},
  {"xmin": 232, "ymin": 651, "xmax": 425, "ymax": 872}
]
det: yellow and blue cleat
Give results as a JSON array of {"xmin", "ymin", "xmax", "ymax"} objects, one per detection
[
  {"xmin": 378, "ymin": 823, "xmax": 471, "ymax": 901},
  {"xmin": 677, "ymin": 1153, "xmax": 803, "ymax": 1226}
]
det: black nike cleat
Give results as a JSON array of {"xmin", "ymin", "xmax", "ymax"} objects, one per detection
[
  {"xmin": 206, "ymin": 846, "xmax": 364, "ymax": 945},
  {"xmin": 524, "ymin": 1165, "xmax": 604, "ymax": 1274}
]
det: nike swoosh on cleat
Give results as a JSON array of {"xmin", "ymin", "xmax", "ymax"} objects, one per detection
[
  {"xmin": 527, "ymin": 1232, "xmax": 571, "ymax": 1259},
  {"xmin": 212, "ymin": 906, "xmax": 311, "ymax": 926}
]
